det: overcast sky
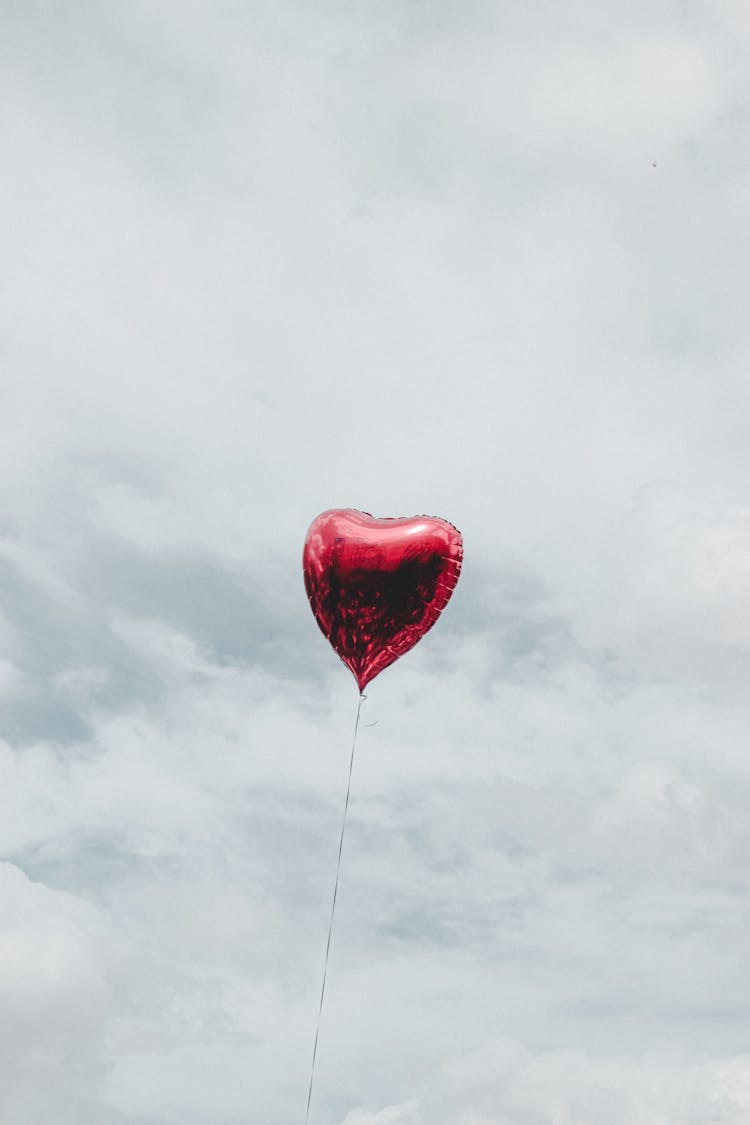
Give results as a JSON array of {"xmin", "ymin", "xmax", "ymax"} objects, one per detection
[{"xmin": 2, "ymin": 1, "xmax": 750, "ymax": 1123}]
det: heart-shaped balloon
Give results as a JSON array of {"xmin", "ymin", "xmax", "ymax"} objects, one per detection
[{"xmin": 303, "ymin": 509, "xmax": 463, "ymax": 691}]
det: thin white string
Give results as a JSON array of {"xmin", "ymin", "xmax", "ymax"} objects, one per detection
[{"xmin": 304, "ymin": 691, "xmax": 366, "ymax": 1125}]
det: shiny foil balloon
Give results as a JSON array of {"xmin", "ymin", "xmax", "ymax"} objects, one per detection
[{"xmin": 303, "ymin": 509, "xmax": 463, "ymax": 691}]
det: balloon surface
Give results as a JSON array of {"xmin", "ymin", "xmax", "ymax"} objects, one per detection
[{"xmin": 303, "ymin": 509, "xmax": 463, "ymax": 691}]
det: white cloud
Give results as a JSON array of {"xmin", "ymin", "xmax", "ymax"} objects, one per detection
[
  {"xmin": 578, "ymin": 483, "xmax": 750, "ymax": 692},
  {"xmin": 343, "ymin": 1039, "xmax": 750, "ymax": 1125},
  {"xmin": 0, "ymin": 863, "xmax": 119, "ymax": 1124}
]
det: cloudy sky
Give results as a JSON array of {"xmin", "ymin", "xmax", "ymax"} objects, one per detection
[{"xmin": 2, "ymin": 1, "xmax": 750, "ymax": 1122}]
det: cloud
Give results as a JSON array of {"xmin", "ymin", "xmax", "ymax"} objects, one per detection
[
  {"xmin": 0, "ymin": 863, "xmax": 123, "ymax": 1124},
  {"xmin": 1, "ymin": 0, "xmax": 750, "ymax": 1122},
  {"xmin": 580, "ymin": 483, "xmax": 750, "ymax": 691},
  {"xmin": 342, "ymin": 1038, "xmax": 750, "ymax": 1125}
]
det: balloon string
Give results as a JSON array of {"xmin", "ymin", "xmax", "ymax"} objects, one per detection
[{"xmin": 304, "ymin": 691, "xmax": 366, "ymax": 1125}]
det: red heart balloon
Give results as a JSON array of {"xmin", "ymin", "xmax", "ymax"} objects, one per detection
[{"xmin": 303, "ymin": 509, "xmax": 463, "ymax": 691}]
